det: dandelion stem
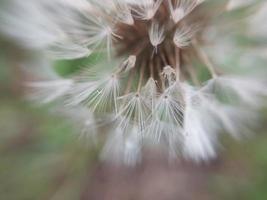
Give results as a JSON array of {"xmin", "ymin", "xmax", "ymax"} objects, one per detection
[
  {"xmin": 149, "ymin": 59, "xmax": 154, "ymax": 79},
  {"xmin": 138, "ymin": 60, "xmax": 146, "ymax": 92},
  {"xmin": 124, "ymin": 68, "xmax": 135, "ymax": 95},
  {"xmin": 160, "ymin": 50, "xmax": 168, "ymax": 66},
  {"xmin": 156, "ymin": 56, "xmax": 165, "ymax": 91},
  {"xmin": 164, "ymin": 41, "xmax": 175, "ymax": 67},
  {"xmin": 175, "ymin": 46, "xmax": 181, "ymax": 81}
]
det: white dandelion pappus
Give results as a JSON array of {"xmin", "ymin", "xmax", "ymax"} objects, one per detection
[
  {"xmin": 66, "ymin": 55, "xmax": 137, "ymax": 113},
  {"xmin": 101, "ymin": 125, "xmax": 142, "ymax": 165},
  {"xmin": 68, "ymin": 76, "xmax": 120, "ymax": 113},
  {"xmin": 181, "ymin": 85, "xmax": 221, "ymax": 162},
  {"xmin": 213, "ymin": 104, "xmax": 257, "ymax": 139},
  {"xmin": 117, "ymin": 92, "xmax": 151, "ymax": 135},
  {"xmin": 0, "ymin": 0, "xmax": 63, "ymax": 49},
  {"xmin": 205, "ymin": 76, "xmax": 267, "ymax": 108},
  {"xmin": 146, "ymin": 80, "xmax": 184, "ymax": 145},
  {"xmin": 59, "ymin": 10, "xmax": 117, "ymax": 57},
  {"xmin": 149, "ymin": 21, "xmax": 166, "ymax": 53},
  {"xmin": 27, "ymin": 79, "xmax": 73, "ymax": 104},
  {"xmin": 182, "ymin": 83, "xmax": 259, "ymax": 161},
  {"xmin": 173, "ymin": 25, "xmax": 198, "ymax": 48},
  {"xmin": 47, "ymin": 40, "xmax": 92, "ymax": 60},
  {"xmin": 110, "ymin": 0, "xmax": 134, "ymax": 25},
  {"xmin": 131, "ymin": 0, "xmax": 163, "ymax": 20},
  {"xmin": 141, "ymin": 77, "xmax": 158, "ymax": 112},
  {"xmin": 147, "ymin": 93, "xmax": 184, "ymax": 144},
  {"xmin": 168, "ymin": 0, "xmax": 199, "ymax": 23}
]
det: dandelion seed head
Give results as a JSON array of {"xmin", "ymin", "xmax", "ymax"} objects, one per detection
[{"xmin": 7, "ymin": 0, "xmax": 266, "ymax": 164}]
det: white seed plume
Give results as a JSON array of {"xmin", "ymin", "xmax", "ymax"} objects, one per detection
[
  {"xmin": 118, "ymin": 92, "xmax": 151, "ymax": 134},
  {"xmin": 112, "ymin": 0, "xmax": 134, "ymax": 25},
  {"xmin": 48, "ymin": 41, "xmax": 92, "ymax": 60},
  {"xmin": 168, "ymin": 0, "xmax": 199, "ymax": 23},
  {"xmin": 147, "ymin": 89, "xmax": 184, "ymax": 144},
  {"xmin": 101, "ymin": 125, "xmax": 142, "ymax": 165},
  {"xmin": 27, "ymin": 79, "xmax": 73, "ymax": 104},
  {"xmin": 173, "ymin": 25, "xmax": 197, "ymax": 48},
  {"xmin": 182, "ymin": 86, "xmax": 220, "ymax": 161},
  {"xmin": 132, "ymin": 0, "xmax": 163, "ymax": 20},
  {"xmin": 205, "ymin": 76, "xmax": 267, "ymax": 108},
  {"xmin": 0, "ymin": 0, "xmax": 63, "ymax": 49},
  {"xmin": 149, "ymin": 21, "xmax": 165, "ymax": 52}
]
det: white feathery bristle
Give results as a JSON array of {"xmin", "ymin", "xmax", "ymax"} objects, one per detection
[
  {"xmin": 173, "ymin": 25, "xmax": 197, "ymax": 48},
  {"xmin": 60, "ymin": 8, "xmax": 116, "ymax": 56},
  {"xmin": 65, "ymin": 82, "xmax": 99, "ymax": 106},
  {"xmin": 146, "ymin": 86, "xmax": 184, "ymax": 144},
  {"xmin": 141, "ymin": 78, "xmax": 158, "ymax": 111},
  {"xmin": 168, "ymin": 0, "xmax": 199, "ymax": 23},
  {"xmin": 112, "ymin": 0, "xmax": 134, "ymax": 25},
  {"xmin": 132, "ymin": 0, "xmax": 163, "ymax": 20},
  {"xmin": 156, "ymin": 90, "xmax": 184, "ymax": 126},
  {"xmin": 206, "ymin": 76, "xmax": 267, "ymax": 108},
  {"xmin": 60, "ymin": 0, "xmax": 92, "ymax": 10},
  {"xmin": 123, "ymin": 128, "xmax": 142, "ymax": 165},
  {"xmin": 27, "ymin": 79, "xmax": 73, "ymax": 104},
  {"xmin": 147, "ymin": 115, "xmax": 182, "ymax": 145},
  {"xmin": 182, "ymin": 85, "xmax": 218, "ymax": 162},
  {"xmin": 0, "ymin": 0, "xmax": 63, "ymax": 49},
  {"xmin": 101, "ymin": 125, "xmax": 141, "ymax": 166},
  {"xmin": 118, "ymin": 93, "xmax": 151, "ymax": 134},
  {"xmin": 69, "ymin": 75, "xmax": 120, "ymax": 113},
  {"xmin": 149, "ymin": 21, "xmax": 165, "ymax": 52},
  {"xmin": 212, "ymin": 104, "xmax": 255, "ymax": 139},
  {"xmin": 226, "ymin": 0, "xmax": 254, "ymax": 10},
  {"xmin": 47, "ymin": 41, "xmax": 92, "ymax": 60}
]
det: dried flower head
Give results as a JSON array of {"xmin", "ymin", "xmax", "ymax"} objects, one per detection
[{"xmin": 2, "ymin": 0, "xmax": 267, "ymax": 164}]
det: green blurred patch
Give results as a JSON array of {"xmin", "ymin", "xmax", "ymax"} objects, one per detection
[
  {"xmin": 54, "ymin": 52, "xmax": 105, "ymax": 77},
  {"xmin": 0, "ymin": 98, "xmax": 97, "ymax": 200}
]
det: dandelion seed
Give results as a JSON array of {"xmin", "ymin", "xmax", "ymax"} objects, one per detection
[
  {"xmin": 26, "ymin": 79, "xmax": 73, "ymax": 104},
  {"xmin": 161, "ymin": 65, "xmax": 177, "ymax": 87},
  {"xmin": 182, "ymin": 85, "xmax": 218, "ymax": 162},
  {"xmin": 147, "ymin": 90, "xmax": 184, "ymax": 144},
  {"xmin": 173, "ymin": 25, "xmax": 198, "ymax": 48},
  {"xmin": 132, "ymin": 0, "xmax": 163, "ymax": 20},
  {"xmin": 149, "ymin": 22, "xmax": 165, "ymax": 53},
  {"xmin": 141, "ymin": 78, "xmax": 158, "ymax": 112},
  {"xmin": 101, "ymin": 125, "xmax": 142, "ymax": 165},
  {"xmin": 48, "ymin": 41, "xmax": 92, "ymax": 60},
  {"xmin": 205, "ymin": 76, "xmax": 267, "ymax": 108},
  {"xmin": 168, "ymin": 0, "xmax": 199, "ymax": 23},
  {"xmin": 117, "ymin": 92, "xmax": 151, "ymax": 134},
  {"xmin": 112, "ymin": 0, "xmax": 134, "ymax": 25}
]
